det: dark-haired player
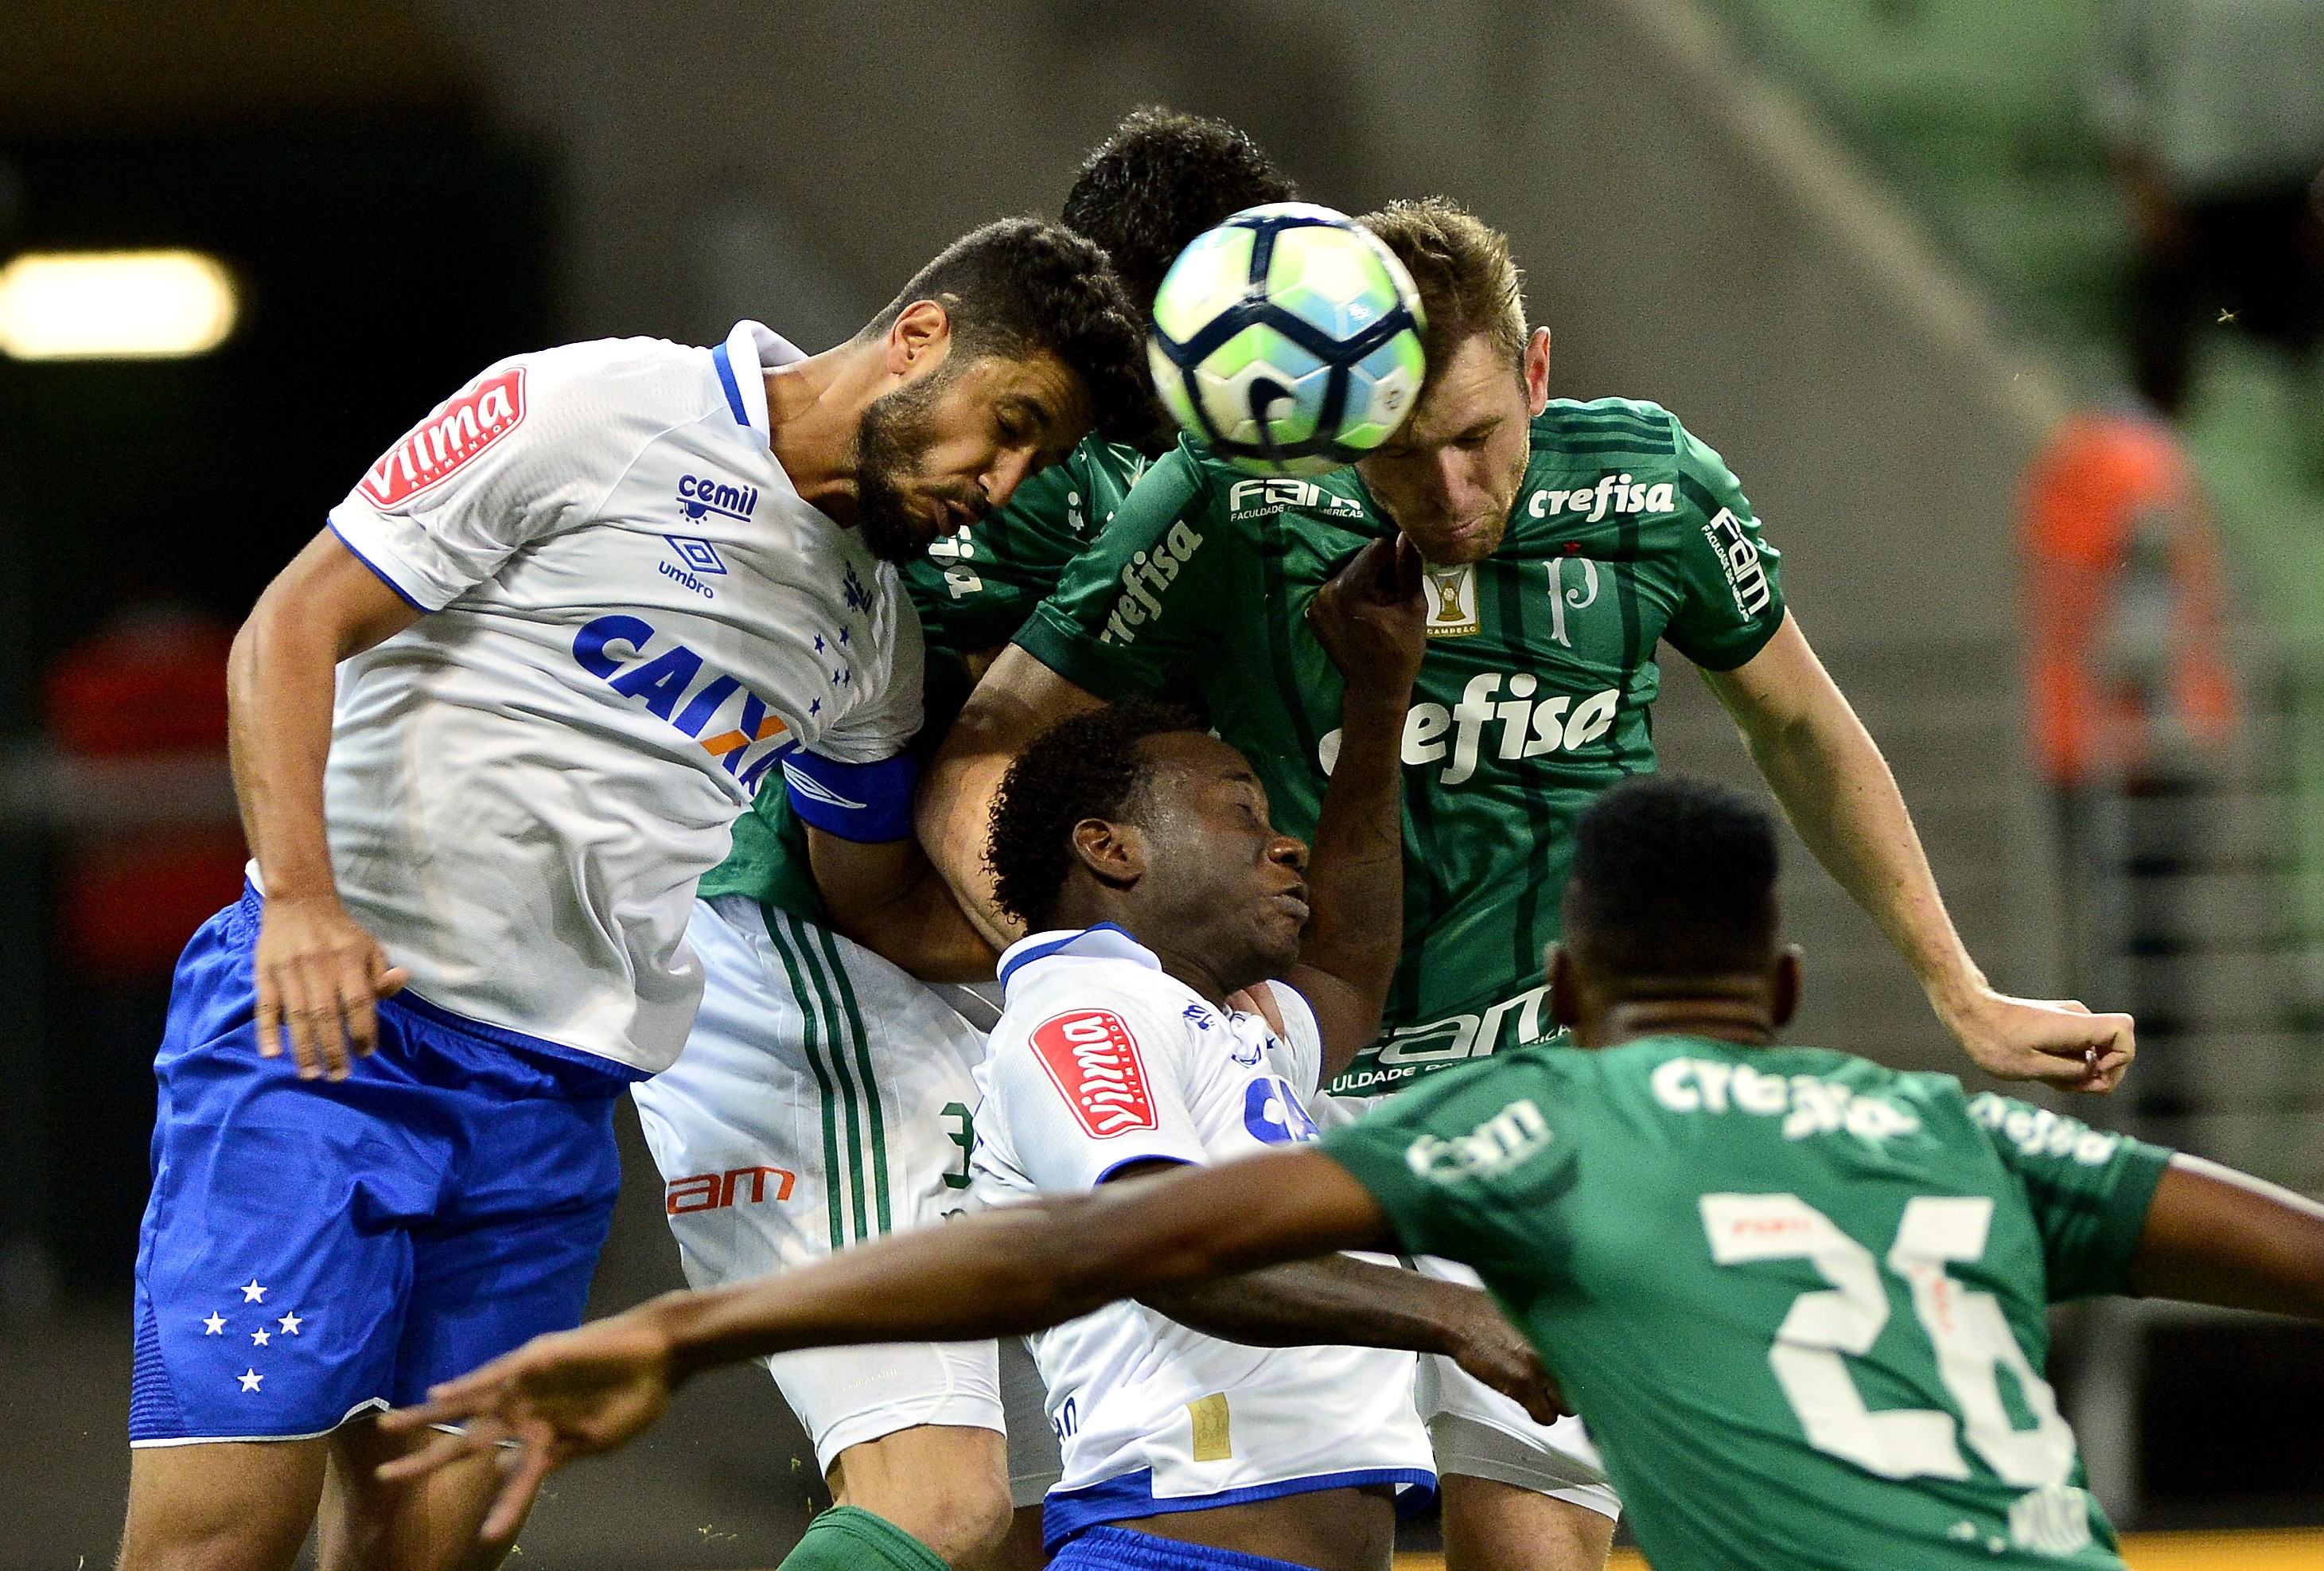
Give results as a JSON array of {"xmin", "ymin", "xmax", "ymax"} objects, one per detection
[
  {"xmin": 629, "ymin": 109, "xmax": 1298, "ymax": 1571},
  {"xmin": 918, "ymin": 196, "xmax": 2139, "ymax": 1566},
  {"xmin": 122, "ymin": 219, "xmax": 1143, "ymax": 1571},
  {"xmin": 380, "ymin": 775, "xmax": 2324, "ymax": 1571}
]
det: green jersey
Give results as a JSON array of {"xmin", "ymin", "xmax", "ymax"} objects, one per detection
[
  {"xmin": 699, "ymin": 435, "xmax": 1152, "ymax": 919},
  {"xmin": 1320, "ymin": 1035, "xmax": 2173, "ymax": 1571},
  {"xmin": 1013, "ymin": 401, "xmax": 1786, "ymax": 1094}
]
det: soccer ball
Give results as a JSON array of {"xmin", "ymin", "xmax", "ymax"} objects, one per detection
[{"xmin": 1148, "ymin": 203, "xmax": 1427, "ymax": 477}]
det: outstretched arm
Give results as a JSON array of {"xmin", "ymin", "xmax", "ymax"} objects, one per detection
[
  {"xmin": 1107, "ymin": 1156, "xmax": 1557, "ymax": 1421},
  {"xmin": 2126, "ymin": 1154, "xmax": 2324, "ymax": 1316},
  {"xmin": 1700, "ymin": 614, "xmax": 2133, "ymax": 1092},
  {"xmin": 378, "ymin": 1148, "xmax": 1389, "ymax": 1535},
  {"xmin": 1290, "ymin": 536, "xmax": 1429, "ymax": 1077},
  {"xmin": 231, "ymin": 528, "xmax": 418, "ymax": 1081}
]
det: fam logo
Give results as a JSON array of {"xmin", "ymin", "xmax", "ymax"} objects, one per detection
[
  {"xmin": 1097, "ymin": 520, "xmax": 1205, "ymax": 646},
  {"xmin": 1703, "ymin": 507, "xmax": 1773, "ymax": 618},
  {"xmin": 360, "ymin": 368, "xmax": 526, "ymax": 509},
  {"xmin": 572, "ymin": 614, "xmax": 791, "ymax": 792},
  {"xmin": 661, "ymin": 536, "xmax": 727, "ymax": 599},
  {"xmin": 1525, "ymin": 473, "xmax": 1677, "ymax": 524},
  {"xmin": 676, "ymin": 473, "xmax": 758, "ymax": 522},
  {"xmin": 665, "ymin": 1164, "xmax": 796, "ymax": 1214},
  {"xmin": 1405, "ymin": 1098, "xmax": 1553, "ymax": 1183},
  {"xmin": 1227, "ymin": 477, "xmax": 1365, "ymax": 522}
]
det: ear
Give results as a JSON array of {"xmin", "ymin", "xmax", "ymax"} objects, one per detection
[
  {"xmin": 1547, "ymin": 943, "xmax": 1582, "ymax": 1031},
  {"xmin": 1069, "ymin": 817, "xmax": 1146, "ymax": 891},
  {"xmin": 1770, "ymin": 945, "xmax": 1803, "ymax": 1030},
  {"xmin": 1524, "ymin": 327, "xmax": 1553, "ymax": 415},
  {"xmin": 885, "ymin": 299, "xmax": 953, "ymax": 379}
]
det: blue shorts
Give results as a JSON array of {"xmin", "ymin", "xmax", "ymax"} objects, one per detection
[
  {"xmin": 130, "ymin": 885, "xmax": 637, "ymax": 1444},
  {"xmin": 1050, "ymin": 1526, "xmax": 1313, "ymax": 1571}
]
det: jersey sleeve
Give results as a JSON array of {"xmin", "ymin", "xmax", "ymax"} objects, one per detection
[
  {"xmin": 328, "ymin": 348, "xmax": 629, "ymax": 612},
  {"xmin": 1316, "ymin": 1053, "xmax": 1579, "ymax": 1282},
  {"xmin": 1011, "ymin": 441, "xmax": 1236, "ymax": 701},
  {"xmin": 905, "ymin": 458, "xmax": 1094, "ymax": 659},
  {"xmin": 1966, "ymin": 1093, "xmax": 2174, "ymax": 1301},
  {"xmin": 1660, "ymin": 421, "xmax": 1788, "ymax": 672},
  {"xmin": 986, "ymin": 990, "xmax": 1209, "ymax": 1191},
  {"xmin": 1255, "ymin": 979, "xmax": 1325, "ymax": 1098}
]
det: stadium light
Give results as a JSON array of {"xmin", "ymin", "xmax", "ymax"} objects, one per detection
[{"xmin": 0, "ymin": 250, "xmax": 239, "ymax": 360}]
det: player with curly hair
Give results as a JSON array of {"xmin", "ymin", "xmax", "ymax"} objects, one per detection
[{"xmin": 630, "ymin": 110, "xmax": 1300, "ymax": 1571}]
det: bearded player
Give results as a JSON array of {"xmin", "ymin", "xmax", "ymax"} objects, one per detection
[
  {"xmin": 629, "ymin": 109, "xmax": 1298, "ymax": 1571},
  {"xmin": 917, "ymin": 197, "xmax": 2138, "ymax": 1569},
  {"xmin": 120, "ymin": 221, "xmax": 1143, "ymax": 1571},
  {"xmin": 380, "ymin": 776, "xmax": 2323, "ymax": 1571}
]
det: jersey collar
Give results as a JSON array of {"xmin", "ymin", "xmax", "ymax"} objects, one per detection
[
  {"xmin": 713, "ymin": 320, "xmax": 806, "ymax": 450},
  {"xmin": 997, "ymin": 922, "xmax": 1157, "ymax": 992}
]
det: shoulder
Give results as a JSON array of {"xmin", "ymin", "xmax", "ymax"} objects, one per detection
[{"xmin": 1528, "ymin": 397, "xmax": 1683, "ymax": 463}]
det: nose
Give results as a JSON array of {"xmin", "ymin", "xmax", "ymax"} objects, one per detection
[
  {"xmin": 983, "ymin": 446, "xmax": 1038, "ymax": 510},
  {"xmin": 1269, "ymin": 835, "xmax": 1309, "ymax": 872}
]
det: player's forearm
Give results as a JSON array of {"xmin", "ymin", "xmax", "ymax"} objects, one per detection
[
  {"xmin": 1298, "ymin": 689, "xmax": 1411, "ymax": 1023},
  {"xmin": 1717, "ymin": 661, "xmax": 1980, "ymax": 1012},
  {"xmin": 1138, "ymin": 1254, "xmax": 1472, "ymax": 1355},
  {"xmin": 648, "ymin": 1152, "xmax": 1387, "ymax": 1380},
  {"xmin": 228, "ymin": 590, "xmax": 349, "ymax": 906}
]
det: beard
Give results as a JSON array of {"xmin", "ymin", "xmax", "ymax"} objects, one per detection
[{"xmin": 851, "ymin": 371, "xmax": 953, "ymax": 564}]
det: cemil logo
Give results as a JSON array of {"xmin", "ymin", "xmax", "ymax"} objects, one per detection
[
  {"xmin": 676, "ymin": 474, "xmax": 758, "ymax": 522},
  {"xmin": 360, "ymin": 368, "xmax": 526, "ymax": 508},
  {"xmin": 665, "ymin": 1164, "xmax": 796, "ymax": 1214},
  {"xmin": 1030, "ymin": 1009, "xmax": 1156, "ymax": 1139}
]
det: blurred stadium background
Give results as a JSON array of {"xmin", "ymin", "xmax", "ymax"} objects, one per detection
[{"xmin": 0, "ymin": 0, "xmax": 2318, "ymax": 1565}]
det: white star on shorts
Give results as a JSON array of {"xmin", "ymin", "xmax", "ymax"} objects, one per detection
[
  {"xmin": 240, "ymin": 1280, "xmax": 267, "ymax": 1304},
  {"xmin": 277, "ymin": 1312, "xmax": 302, "ymax": 1335},
  {"xmin": 201, "ymin": 1312, "xmax": 226, "ymax": 1335},
  {"xmin": 238, "ymin": 1369, "xmax": 263, "ymax": 1393},
  {"xmin": 251, "ymin": 1329, "xmax": 271, "ymax": 1347}
]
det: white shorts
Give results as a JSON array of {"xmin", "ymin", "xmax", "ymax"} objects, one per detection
[
  {"xmin": 633, "ymin": 895, "xmax": 1003, "ymax": 1471},
  {"xmin": 1312, "ymin": 1093, "xmax": 1621, "ymax": 1521}
]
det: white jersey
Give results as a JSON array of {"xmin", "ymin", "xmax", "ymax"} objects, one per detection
[
  {"xmin": 971, "ymin": 925, "xmax": 1434, "ymax": 1545},
  {"xmin": 321, "ymin": 322, "xmax": 921, "ymax": 1074}
]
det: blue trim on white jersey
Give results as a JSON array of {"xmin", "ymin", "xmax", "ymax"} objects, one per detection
[
  {"xmin": 710, "ymin": 341, "xmax": 750, "ymax": 427},
  {"xmin": 328, "ymin": 521, "xmax": 428, "ymax": 613},
  {"xmin": 997, "ymin": 923, "xmax": 1150, "ymax": 989},
  {"xmin": 1042, "ymin": 1466, "xmax": 1438, "ymax": 1553},
  {"xmin": 1093, "ymin": 1154, "xmax": 1190, "ymax": 1186}
]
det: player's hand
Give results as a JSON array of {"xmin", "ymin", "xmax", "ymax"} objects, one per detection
[
  {"xmin": 1446, "ymin": 1297, "xmax": 1567, "ymax": 1426},
  {"xmin": 254, "ymin": 892, "xmax": 408, "ymax": 1082},
  {"xmin": 1307, "ymin": 534, "xmax": 1429, "ymax": 703},
  {"xmin": 1938, "ymin": 986, "xmax": 2135, "ymax": 1094},
  {"xmin": 376, "ymin": 1310, "xmax": 679, "ymax": 1541}
]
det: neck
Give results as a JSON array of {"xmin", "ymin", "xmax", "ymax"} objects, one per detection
[
  {"xmin": 1046, "ymin": 895, "xmax": 1245, "ymax": 1008},
  {"xmin": 762, "ymin": 340, "xmax": 886, "ymax": 521},
  {"xmin": 1582, "ymin": 998, "xmax": 1778, "ymax": 1051}
]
